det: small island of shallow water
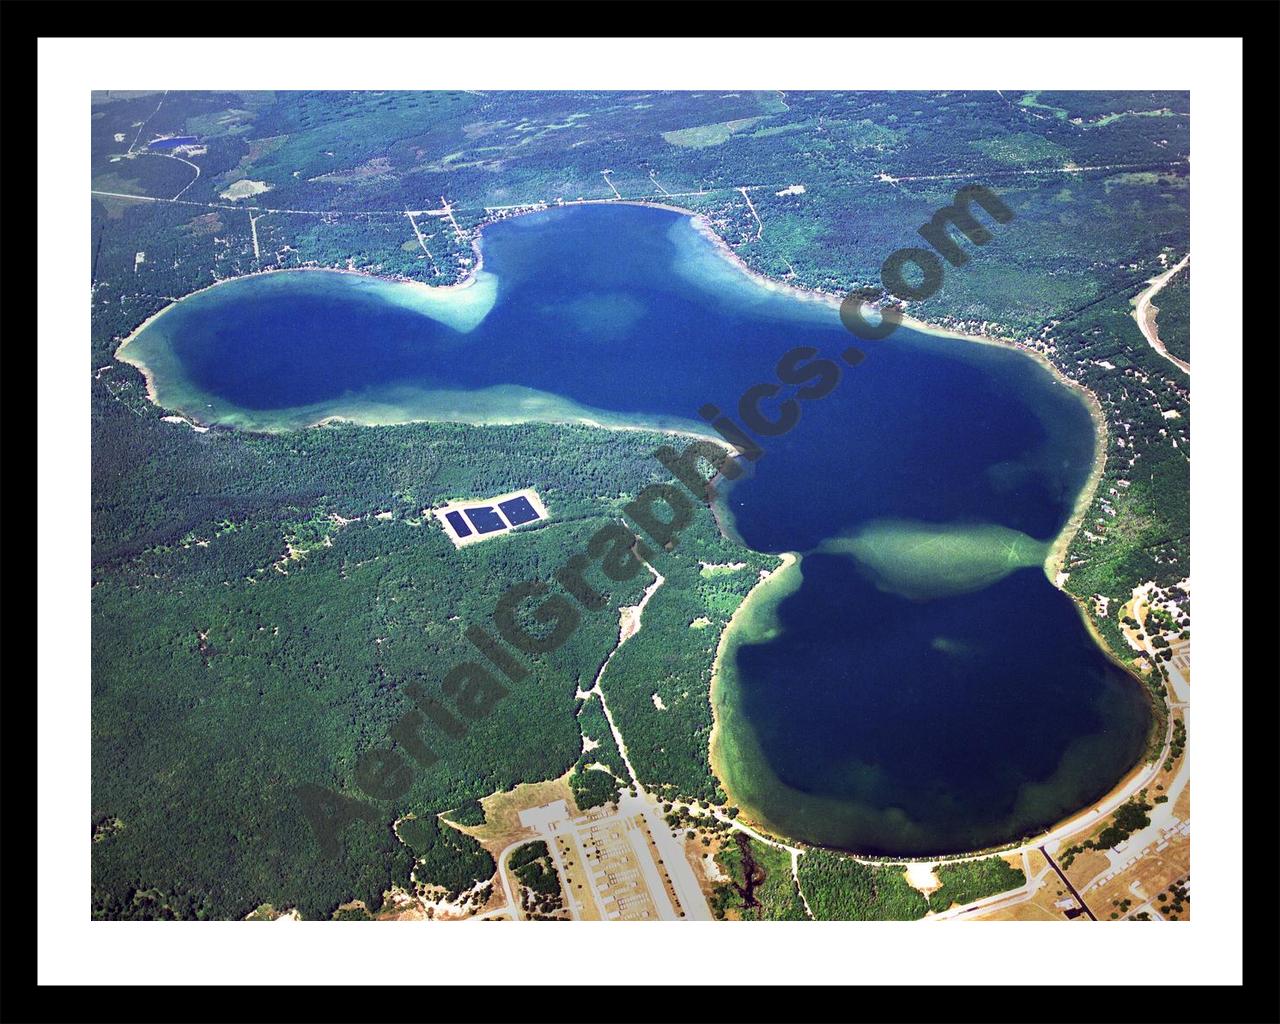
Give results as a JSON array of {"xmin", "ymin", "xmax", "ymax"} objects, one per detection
[{"xmin": 119, "ymin": 202, "xmax": 1151, "ymax": 857}]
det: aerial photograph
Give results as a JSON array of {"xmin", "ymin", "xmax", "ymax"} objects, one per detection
[{"xmin": 89, "ymin": 88, "xmax": 1191, "ymax": 924}]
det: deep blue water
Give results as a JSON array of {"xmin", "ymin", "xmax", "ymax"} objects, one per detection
[{"xmin": 127, "ymin": 204, "xmax": 1150, "ymax": 854}]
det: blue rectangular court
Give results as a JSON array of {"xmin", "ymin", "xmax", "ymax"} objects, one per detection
[
  {"xmin": 464, "ymin": 506, "xmax": 506, "ymax": 534},
  {"xmin": 498, "ymin": 495, "xmax": 541, "ymax": 526},
  {"xmin": 444, "ymin": 510, "xmax": 473, "ymax": 538}
]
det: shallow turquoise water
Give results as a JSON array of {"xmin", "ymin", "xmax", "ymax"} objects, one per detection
[{"xmin": 124, "ymin": 204, "xmax": 1150, "ymax": 855}]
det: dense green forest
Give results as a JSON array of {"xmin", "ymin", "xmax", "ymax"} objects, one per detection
[
  {"xmin": 796, "ymin": 850, "xmax": 929, "ymax": 921},
  {"xmin": 567, "ymin": 694, "xmax": 627, "ymax": 810},
  {"xmin": 575, "ymin": 694, "xmax": 627, "ymax": 778},
  {"xmin": 789, "ymin": 850, "xmax": 1025, "ymax": 919},
  {"xmin": 568, "ymin": 768, "xmax": 621, "ymax": 812},
  {"xmin": 508, "ymin": 840, "xmax": 566, "ymax": 919},
  {"xmin": 396, "ymin": 814, "xmax": 495, "ymax": 899},
  {"xmin": 91, "ymin": 391, "xmax": 751, "ymax": 918},
  {"xmin": 928, "ymin": 856, "xmax": 1027, "ymax": 911},
  {"xmin": 600, "ymin": 519, "xmax": 773, "ymax": 802},
  {"xmin": 91, "ymin": 89, "xmax": 1190, "ymax": 918}
]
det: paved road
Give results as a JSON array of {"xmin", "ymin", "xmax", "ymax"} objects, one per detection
[
  {"xmin": 1132, "ymin": 252, "xmax": 1192, "ymax": 374},
  {"xmin": 617, "ymin": 791, "xmax": 713, "ymax": 921},
  {"xmin": 493, "ymin": 841, "xmax": 523, "ymax": 921}
]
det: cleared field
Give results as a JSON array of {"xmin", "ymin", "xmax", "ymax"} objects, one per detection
[
  {"xmin": 1085, "ymin": 834, "xmax": 1190, "ymax": 921},
  {"xmin": 219, "ymin": 178, "xmax": 272, "ymax": 200},
  {"xmin": 1065, "ymin": 849, "xmax": 1112, "ymax": 889},
  {"xmin": 466, "ymin": 775, "xmax": 578, "ymax": 851},
  {"xmin": 434, "ymin": 487, "xmax": 549, "ymax": 548},
  {"xmin": 1173, "ymin": 781, "xmax": 1191, "ymax": 822},
  {"xmin": 973, "ymin": 867, "xmax": 1090, "ymax": 923},
  {"xmin": 978, "ymin": 900, "xmax": 1066, "ymax": 922},
  {"xmin": 661, "ymin": 117, "xmax": 762, "ymax": 148}
]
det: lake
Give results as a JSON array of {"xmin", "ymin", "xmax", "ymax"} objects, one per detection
[{"xmin": 119, "ymin": 203, "xmax": 1151, "ymax": 855}]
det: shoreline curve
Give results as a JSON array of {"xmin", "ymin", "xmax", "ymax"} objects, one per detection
[{"xmin": 107, "ymin": 196, "xmax": 1141, "ymax": 861}]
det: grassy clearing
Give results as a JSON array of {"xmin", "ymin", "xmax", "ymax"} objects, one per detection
[{"xmin": 662, "ymin": 117, "xmax": 763, "ymax": 148}]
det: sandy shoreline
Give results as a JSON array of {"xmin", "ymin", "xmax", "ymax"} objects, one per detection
[
  {"xmin": 113, "ymin": 246, "xmax": 488, "ymax": 407},
  {"xmin": 1042, "ymin": 386, "xmax": 1109, "ymax": 588},
  {"xmin": 702, "ymin": 541, "xmax": 1163, "ymax": 864},
  {"xmin": 706, "ymin": 551, "xmax": 799, "ymax": 806},
  {"xmin": 690, "ymin": 207, "xmax": 1111, "ymax": 601},
  {"xmin": 114, "ymin": 305, "xmax": 172, "ymax": 405},
  {"xmin": 304, "ymin": 411, "xmax": 730, "ymax": 454}
]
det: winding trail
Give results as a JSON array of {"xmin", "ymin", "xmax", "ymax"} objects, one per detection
[
  {"xmin": 738, "ymin": 186, "xmax": 763, "ymax": 240},
  {"xmin": 876, "ymin": 158, "xmax": 1187, "ymax": 185},
  {"xmin": 790, "ymin": 848, "xmax": 815, "ymax": 918},
  {"xmin": 439, "ymin": 195, "xmax": 466, "ymax": 243},
  {"xmin": 405, "ymin": 210, "xmax": 429, "ymax": 253},
  {"xmin": 159, "ymin": 152, "xmax": 201, "ymax": 200},
  {"xmin": 1132, "ymin": 253, "xmax": 1191, "ymax": 375},
  {"xmin": 648, "ymin": 169, "xmax": 671, "ymax": 196},
  {"xmin": 405, "ymin": 210, "xmax": 440, "ymax": 272},
  {"xmin": 126, "ymin": 91, "xmax": 167, "ymax": 154},
  {"xmin": 587, "ymin": 554, "xmax": 665, "ymax": 787}
]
